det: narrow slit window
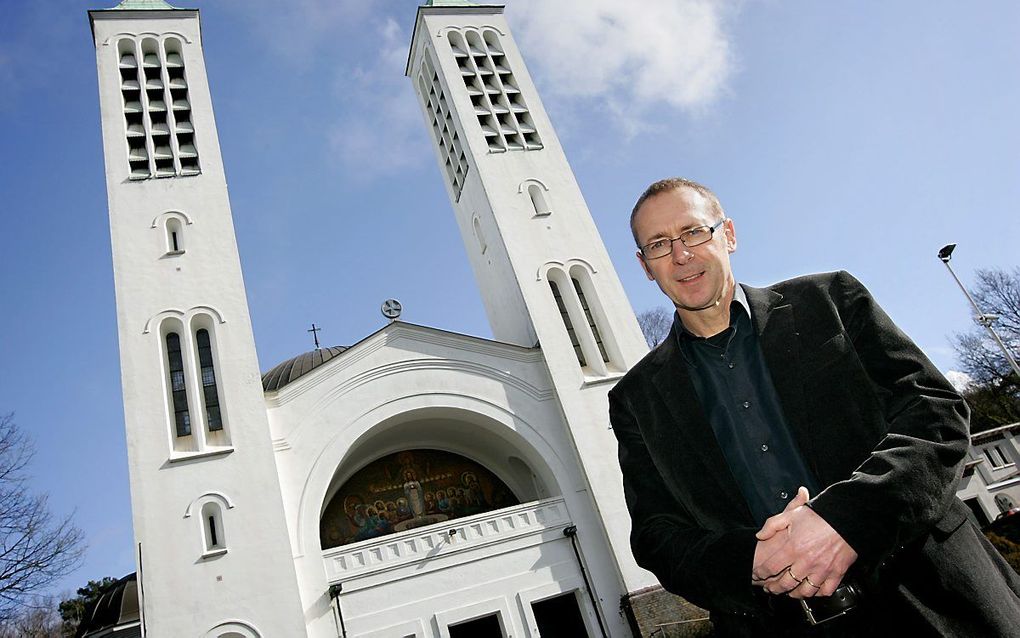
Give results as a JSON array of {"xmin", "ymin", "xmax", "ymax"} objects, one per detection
[
  {"xmin": 473, "ymin": 216, "xmax": 487, "ymax": 254},
  {"xmin": 573, "ymin": 278, "xmax": 610, "ymax": 363},
  {"xmin": 528, "ymin": 184, "xmax": 551, "ymax": 216},
  {"xmin": 208, "ymin": 514, "xmax": 218, "ymax": 546},
  {"xmin": 166, "ymin": 332, "xmax": 191, "ymax": 437},
  {"xmin": 200, "ymin": 502, "xmax": 226, "ymax": 553},
  {"xmin": 550, "ymin": 281, "xmax": 585, "ymax": 366},
  {"xmin": 195, "ymin": 329, "xmax": 222, "ymax": 432},
  {"xmin": 166, "ymin": 217, "xmax": 183, "ymax": 254}
]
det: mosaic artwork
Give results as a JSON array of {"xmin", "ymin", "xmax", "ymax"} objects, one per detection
[{"xmin": 320, "ymin": 449, "xmax": 520, "ymax": 549}]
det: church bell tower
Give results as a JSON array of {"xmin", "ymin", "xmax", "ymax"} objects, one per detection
[
  {"xmin": 406, "ymin": 0, "xmax": 656, "ymax": 618},
  {"xmin": 89, "ymin": 1, "xmax": 307, "ymax": 634}
]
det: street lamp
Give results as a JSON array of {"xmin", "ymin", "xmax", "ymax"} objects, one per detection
[{"xmin": 938, "ymin": 243, "xmax": 1020, "ymax": 378}]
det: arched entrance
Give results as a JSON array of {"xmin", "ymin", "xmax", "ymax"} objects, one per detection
[
  {"xmin": 320, "ymin": 448, "xmax": 521, "ymax": 549},
  {"xmin": 314, "ymin": 408, "xmax": 602, "ymax": 638}
]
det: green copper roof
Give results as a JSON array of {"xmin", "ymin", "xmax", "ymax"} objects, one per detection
[{"xmin": 112, "ymin": 0, "xmax": 177, "ymax": 9}]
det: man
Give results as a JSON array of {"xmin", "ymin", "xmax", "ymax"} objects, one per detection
[{"xmin": 610, "ymin": 178, "xmax": 1020, "ymax": 636}]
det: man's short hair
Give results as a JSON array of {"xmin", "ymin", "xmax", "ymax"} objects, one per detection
[{"xmin": 630, "ymin": 177, "xmax": 726, "ymax": 247}]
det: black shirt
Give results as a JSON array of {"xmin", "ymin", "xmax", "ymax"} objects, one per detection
[{"xmin": 675, "ymin": 287, "xmax": 819, "ymax": 526}]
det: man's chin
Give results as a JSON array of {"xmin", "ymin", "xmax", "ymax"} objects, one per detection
[{"xmin": 671, "ymin": 289, "xmax": 727, "ymax": 312}]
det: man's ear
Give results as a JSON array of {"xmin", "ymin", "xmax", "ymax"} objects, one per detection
[
  {"xmin": 725, "ymin": 219, "xmax": 737, "ymax": 254},
  {"xmin": 637, "ymin": 251, "xmax": 655, "ymax": 280}
]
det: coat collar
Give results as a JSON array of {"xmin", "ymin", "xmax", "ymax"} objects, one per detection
[{"xmin": 742, "ymin": 283, "xmax": 784, "ymax": 336}]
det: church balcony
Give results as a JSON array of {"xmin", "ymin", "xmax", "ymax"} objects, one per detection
[{"xmin": 321, "ymin": 497, "xmax": 570, "ymax": 588}]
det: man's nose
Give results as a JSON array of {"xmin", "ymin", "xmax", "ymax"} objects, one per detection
[{"xmin": 671, "ymin": 241, "xmax": 694, "ymax": 264}]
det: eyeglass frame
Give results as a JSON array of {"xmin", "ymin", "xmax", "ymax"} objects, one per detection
[{"xmin": 638, "ymin": 218, "xmax": 728, "ymax": 260}]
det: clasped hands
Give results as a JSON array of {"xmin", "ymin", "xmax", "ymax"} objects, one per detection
[{"xmin": 750, "ymin": 486, "xmax": 858, "ymax": 599}]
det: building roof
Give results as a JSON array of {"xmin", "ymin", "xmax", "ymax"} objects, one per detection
[
  {"xmin": 262, "ymin": 346, "xmax": 349, "ymax": 392},
  {"xmin": 112, "ymin": 0, "xmax": 178, "ymax": 9},
  {"xmin": 973, "ymin": 421, "xmax": 1020, "ymax": 442}
]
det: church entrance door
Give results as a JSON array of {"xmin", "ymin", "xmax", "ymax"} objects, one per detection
[
  {"xmin": 532, "ymin": 592, "xmax": 590, "ymax": 637},
  {"xmin": 448, "ymin": 613, "xmax": 503, "ymax": 637}
]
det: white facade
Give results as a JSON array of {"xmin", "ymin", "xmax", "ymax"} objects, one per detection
[
  {"xmin": 405, "ymin": 2, "xmax": 651, "ymax": 595},
  {"xmin": 91, "ymin": 1, "xmax": 657, "ymax": 637},
  {"xmin": 956, "ymin": 423, "xmax": 1020, "ymax": 525},
  {"xmin": 89, "ymin": 3, "xmax": 307, "ymax": 636}
]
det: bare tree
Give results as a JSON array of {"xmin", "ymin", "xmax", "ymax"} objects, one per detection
[
  {"xmin": 0, "ymin": 598, "xmax": 62, "ymax": 638},
  {"xmin": 0, "ymin": 414, "xmax": 85, "ymax": 622},
  {"xmin": 637, "ymin": 306, "xmax": 673, "ymax": 348},
  {"xmin": 950, "ymin": 268, "xmax": 1020, "ymax": 430}
]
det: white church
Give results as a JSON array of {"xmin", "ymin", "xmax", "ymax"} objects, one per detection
[{"xmin": 87, "ymin": 1, "xmax": 694, "ymax": 636}]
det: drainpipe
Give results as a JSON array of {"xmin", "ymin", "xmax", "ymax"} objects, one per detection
[
  {"xmin": 328, "ymin": 583, "xmax": 347, "ymax": 638},
  {"xmin": 564, "ymin": 525, "xmax": 609, "ymax": 638}
]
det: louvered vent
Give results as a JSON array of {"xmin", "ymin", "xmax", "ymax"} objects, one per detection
[
  {"xmin": 418, "ymin": 51, "xmax": 469, "ymax": 200},
  {"xmin": 448, "ymin": 29, "xmax": 541, "ymax": 153},
  {"xmin": 117, "ymin": 37, "xmax": 200, "ymax": 180}
]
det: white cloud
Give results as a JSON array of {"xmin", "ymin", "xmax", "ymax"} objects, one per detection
[
  {"xmin": 327, "ymin": 17, "xmax": 431, "ymax": 178},
  {"xmin": 945, "ymin": 370, "xmax": 974, "ymax": 393},
  {"xmin": 507, "ymin": 0, "xmax": 736, "ymax": 130}
]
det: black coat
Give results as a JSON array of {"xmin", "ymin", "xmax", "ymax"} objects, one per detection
[{"xmin": 610, "ymin": 271, "xmax": 1020, "ymax": 635}]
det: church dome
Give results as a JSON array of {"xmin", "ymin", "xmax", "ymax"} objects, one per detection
[
  {"xmin": 76, "ymin": 573, "xmax": 140, "ymax": 638},
  {"xmin": 262, "ymin": 345, "xmax": 348, "ymax": 392}
]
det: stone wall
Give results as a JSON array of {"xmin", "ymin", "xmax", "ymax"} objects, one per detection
[{"xmin": 622, "ymin": 586, "xmax": 713, "ymax": 637}]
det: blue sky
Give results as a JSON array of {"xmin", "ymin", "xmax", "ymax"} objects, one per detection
[{"xmin": 1, "ymin": 0, "xmax": 1018, "ymax": 600}]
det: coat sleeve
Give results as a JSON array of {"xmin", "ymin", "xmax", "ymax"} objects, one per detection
[
  {"xmin": 610, "ymin": 387, "xmax": 761, "ymax": 614},
  {"xmin": 807, "ymin": 270, "xmax": 971, "ymax": 566}
]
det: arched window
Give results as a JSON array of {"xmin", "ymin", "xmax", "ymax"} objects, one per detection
[
  {"xmin": 995, "ymin": 493, "xmax": 1015, "ymax": 513},
  {"xmin": 195, "ymin": 329, "xmax": 222, "ymax": 432},
  {"xmin": 549, "ymin": 280, "xmax": 586, "ymax": 366},
  {"xmin": 166, "ymin": 217, "xmax": 184, "ymax": 253},
  {"xmin": 572, "ymin": 277, "xmax": 609, "ymax": 363},
  {"xmin": 528, "ymin": 184, "xmax": 551, "ymax": 217},
  {"xmin": 201, "ymin": 501, "xmax": 226, "ymax": 554},
  {"xmin": 165, "ymin": 332, "xmax": 191, "ymax": 437},
  {"xmin": 473, "ymin": 216, "xmax": 487, "ymax": 254}
]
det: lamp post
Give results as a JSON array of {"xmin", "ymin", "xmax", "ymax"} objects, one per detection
[{"xmin": 938, "ymin": 243, "xmax": 1020, "ymax": 378}]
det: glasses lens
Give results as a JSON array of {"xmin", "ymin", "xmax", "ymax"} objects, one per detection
[
  {"xmin": 643, "ymin": 239, "xmax": 672, "ymax": 259},
  {"xmin": 682, "ymin": 226, "xmax": 712, "ymax": 247}
]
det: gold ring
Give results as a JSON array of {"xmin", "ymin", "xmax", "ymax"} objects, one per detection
[
  {"xmin": 803, "ymin": 576, "xmax": 820, "ymax": 589},
  {"xmin": 787, "ymin": 567, "xmax": 803, "ymax": 583}
]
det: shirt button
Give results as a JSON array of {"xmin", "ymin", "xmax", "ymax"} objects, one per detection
[
  {"xmin": 780, "ymin": 491, "xmax": 789, "ymax": 499},
  {"xmin": 761, "ymin": 444, "xmax": 769, "ymax": 452},
  {"xmin": 742, "ymin": 401, "xmax": 751, "ymax": 409}
]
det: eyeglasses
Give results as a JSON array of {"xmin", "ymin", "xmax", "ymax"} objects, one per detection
[{"xmin": 639, "ymin": 218, "xmax": 727, "ymax": 260}]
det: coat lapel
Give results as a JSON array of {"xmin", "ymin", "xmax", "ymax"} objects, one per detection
[{"xmin": 744, "ymin": 284, "xmax": 819, "ymax": 478}]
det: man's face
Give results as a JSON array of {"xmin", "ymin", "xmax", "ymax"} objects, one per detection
[{"xmin": 633, "ymin": 187, "xmax": 737, "ymax": 313}]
